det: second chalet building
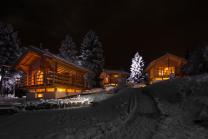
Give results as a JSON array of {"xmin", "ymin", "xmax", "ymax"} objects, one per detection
[
  {"xmin": 145, "ymin": 53, "xmax": 187, "ymax": 84},
  {"xmin": 100, "ymin": 70, "xmax": 129, "ymax": 87},
  {"xmin": 15, "ymin": 47, "xmax": 89, "ymax": 99}
]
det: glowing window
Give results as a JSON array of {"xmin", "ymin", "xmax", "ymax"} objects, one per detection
[
  {"xmin": 36, "ymin": 89, "xmax": 45, "ymax": 93},
  {"xmin": 110, "ymin": 83, "xmax": 118, "ymax": 86},
  {"xmin": 158, "ymin": 67, "xmax": 175, "ymax": 76},
  {"xmin": 67, "ymin": 89, "xmax": 75, "ymax": 93},
  {"xmin": 75, "ymin": 89, "xmax": 81, "ymax": 93},
  {"xmin": 113, "ymin": 74, "xmax": 120, "ymax": 78},
  {"xmin": 36, "ymin": 70, "xmax": 44, "ymax": 85},
  {"xmin": 31, "ymin": 73, "xmax": 35, "ymax": 85},
  {"xmin": 46, "ymin": 88, "xmax": 55, "ymax": 92},
  {"xmin": 57, "ymin": 88, "xmax": 66, "ymax": 92},
  {"xmin": 154, "ymin": 77, "xmax": 169, "ymax": 81},
  {"xmin": 37, "ymin": 93, "xmax": 43, "ymax": 98}
]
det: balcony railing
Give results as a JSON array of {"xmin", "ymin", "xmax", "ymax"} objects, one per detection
[{"xmin": 21, "ymin": 73, "xmax": 85, "ymax": 88}]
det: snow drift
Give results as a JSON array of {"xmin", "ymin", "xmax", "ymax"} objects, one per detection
[
  {"xmin": 0, "ymin": 88, "xmax": 159, "ymax": 139},
  {"xmin": 1, "ymin": 74, "xmax": 208, "ymax": 138}
]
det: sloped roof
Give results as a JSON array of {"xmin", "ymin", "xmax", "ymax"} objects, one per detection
[
  {"xmin": 145, "ymin": 53, "xmax": 187, "ymax": 72},
  {"xmin": 15, "ymin": 46, "xmax": 90, "ymax": 72}
]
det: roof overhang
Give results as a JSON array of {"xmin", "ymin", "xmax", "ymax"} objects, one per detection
[{"xmin": 145, "ymin": 53, "xmax": 187, "ymax": 72}]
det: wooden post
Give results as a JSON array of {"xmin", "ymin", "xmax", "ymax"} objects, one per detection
[
  {"xmin": 42, "ymin": 56, "xmax": 47, "ymax": 94},
  {"xmin": 53, "ymin": 62, "xmax": 57, "ymax": 85}
]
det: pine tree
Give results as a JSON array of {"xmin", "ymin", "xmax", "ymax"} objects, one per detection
[
  {"xmin": 58, "ymin": 35, "xmax": 78, "ymax": 63},
  {"xmin": 128, "ymin": 52, "xmax": 144, "ymax": 84},
  {"xmin": 182, "ymin": 44, "xmax": 208, "ymax": 75},
  {"xmin": 79, "ymin": 30, "xmax": 104, "ymax": 87},
  {"xmin": 0, "ymin": 22, "xmax": 22, "ymax": 96},
  {"xmin": 0, "ymin": 22, "xmax": 21, "ymax": 65}
]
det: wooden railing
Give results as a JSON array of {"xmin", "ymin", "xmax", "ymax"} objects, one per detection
[{"xmin": 21, "ymin": 73, "xmax": 85, "ymax": 88}]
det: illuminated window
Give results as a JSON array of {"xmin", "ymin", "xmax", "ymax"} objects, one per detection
[
  {"xmin": 164, "ymin": 67, "xmax": 175, "ymax": 75},
  {"xmin": 154, "ymin": 77, "xmax": 169, "ymax": 81},
  {"xmin": 57, "ymin": 88, "xmax": 66, "ymax": 92},
  {"xmin": 46, "ymin": 88, "xmax": 55, "ymax": 92},
  {"xmin": 37, "ymin": 93, "xmax": 43, "ymax": 98},
  {"xmin": 158, "ymin": 67, "xmax": 175, "ymax": 76},
  {"xmin": 113, "ymin": 74, "xmax": 120, "ymax": 78},
  {"xmin": 67, "ymin": 89, "xmax": 75, "ymax": 93},
  {"xmin": 109, "ymin": 83, "xmax": 118, "ymax": 86},
  {"xmin": 36, "ymin": 70, "xmax": 44, "ymax": 85},
  {"xmin": 31, "ymin": 72, "xmax": 35, "ymax": 85},
  {"xmin": 158, "ymin": 67, "xmax": 164, "ymax": 76},
  {"xmin": 75, "ymin": 89, "xmax": 81, "ymax": 93},
  {"xmin": 36, "ymin": 89, "xmax": 45, "ymax": 93}
]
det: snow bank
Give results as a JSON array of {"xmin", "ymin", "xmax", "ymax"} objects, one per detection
[
  {"xmin": 1, "ymin": 74, "xmax": 208, "ymax": 138},
  {"xmin": 143, "ymin": 74, "xmax": 208, "ymax": 139},
  {"xmin": 0, "ymin": 88, "xmax": 159, "ymax": 139}
]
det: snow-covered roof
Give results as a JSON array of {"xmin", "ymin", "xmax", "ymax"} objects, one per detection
[{"xmin": 16, "ymin": 46, "xmax": 91, "ymax": 73}]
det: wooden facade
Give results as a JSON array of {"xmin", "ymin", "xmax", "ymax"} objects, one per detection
[
  {"xmin": 15, "ymin": 47, "xmax": 89, "ymax": 99},
  {"xmin": 100, "ymin": 70, "xmax": 129, "ymax": 87},
  {"xmin": 145, "ymin": 53, "xmax": 187, "ymax": 84}
]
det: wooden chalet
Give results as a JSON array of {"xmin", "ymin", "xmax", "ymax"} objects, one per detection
[
  {"xmin": 15, "ymin": 47, "xmax": 90, "ymax": 99},
  {"xmin": 100, "ymin": 70, "xmax": 129, "ymax": 87},
  {"xmin": 145, "ymin": 53, "xmax": 187, "ymax": 84}
]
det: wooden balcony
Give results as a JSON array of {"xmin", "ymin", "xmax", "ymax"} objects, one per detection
[{"xmin": 21, "ymin": 73, "xmax": 85, "ymax": 88}]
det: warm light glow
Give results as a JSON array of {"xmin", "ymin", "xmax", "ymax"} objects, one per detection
[
  {"xmin": 105, "ymin": 83, "xmax": 118, "ymax": 87},
  {"xmin": 31, "ymin": 73, "xmax": 35, "ymax": 85},
  {"xmin": 36, "ymin": 88, "xmax": 45, "ymax": 93},
  {"xmin": 36, "ymin": 70, "xmax": 44, "ymax": 85},
  {"xmin": 113, "ymin": 74, "xmax": 120, "ymax": 78},
  {"xmin": 57, "ymin": 88, "xmax": 66, "ymax": 92},
  {"xmin": 75, "ymin": 89, "xmax": 81, "ymax": 93},
  {"xmin": 103, "ymin": 77, "xmax": 110, "ymax": 84},
  {"xmin": 154, "ymin": 77, "xmax": 169, "ymax": 81},
  {"xmin": 158, "ymin": 67, "xmax": 175, "ymax": 76},
  {"xmin": 46, "ymin": 88, "xmax": 55, "ymax": 92},
  {"xmin": 37, "ymin": 93, "xmax": 43, "ymax": 98},
  {"xmin": 67, "ymin": 89, "xmax": 75, "ymax": 93},
  {"xmin": 111, "ymin": 83, "xmax": 118, "ymax": 86}
]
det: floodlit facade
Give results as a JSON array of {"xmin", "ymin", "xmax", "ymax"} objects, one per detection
[
  {"xmin": 145, "ymin": 53, "xmax": 187, "ymax": 84},
  {"xmin": 15, "ymin": 47, "xmax": 89, "ymax": 99},
  {"xmin": 100, "ymin": 70, "xmax": 129, "ymax": 87}
]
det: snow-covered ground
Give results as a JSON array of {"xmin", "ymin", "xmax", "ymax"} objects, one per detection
[
  {"xmin": 25, "ymin": 93, "xmax": 114, "ymax": 110},
  {"xmin": 1, "ymin": 74, "xmax": 208, "ymax": 138},
  {"xmin": 0, "ymin": 89, "xmax": 114, "ymax": 111}
]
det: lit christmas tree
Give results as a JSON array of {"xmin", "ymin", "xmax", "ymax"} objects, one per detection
[{"xmin": 128, "ymin": 52, "xmax": 144, "ymax": 84}]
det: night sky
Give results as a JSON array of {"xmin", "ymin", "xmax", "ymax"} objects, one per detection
[{"xmin": 0, "ymin": 0, "xmax": 208, "ymax": 70}]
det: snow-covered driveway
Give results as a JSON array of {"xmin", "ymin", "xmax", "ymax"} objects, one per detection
[{"xmin": 0, "ymin": 88, "xmax": 159, "ymax": 139}]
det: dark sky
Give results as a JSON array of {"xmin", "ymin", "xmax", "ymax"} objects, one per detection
[{"xmin": 0, "ymin": 0, "xmax": 208, "ymax": 70}]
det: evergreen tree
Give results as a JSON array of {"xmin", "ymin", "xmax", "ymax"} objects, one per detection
[
  {"xmin": 0, "ymin": 22, "xmax": 22, "ymax": 96},
  {"xmin": 128, "ymin": 52, "xmax": 144, "ymax": 84},
  {"xmin": 79, "ymin": 30, "xmax": 104, "ymax": 88},
  {"xmin": 58, "ymin": 35, "xmax": 78, "ymax": 63},
  {"xmin": 182, "ymin": 44, "xmax": 208, "ymax": 75},
  {"xmin": 0, "ymin": 22, "xmax": 21, "ymax": 65}
]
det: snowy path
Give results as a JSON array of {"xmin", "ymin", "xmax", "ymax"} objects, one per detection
[{"xmin": 0, "ymin": 88, "xmax": 160, "ymax": 139}]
